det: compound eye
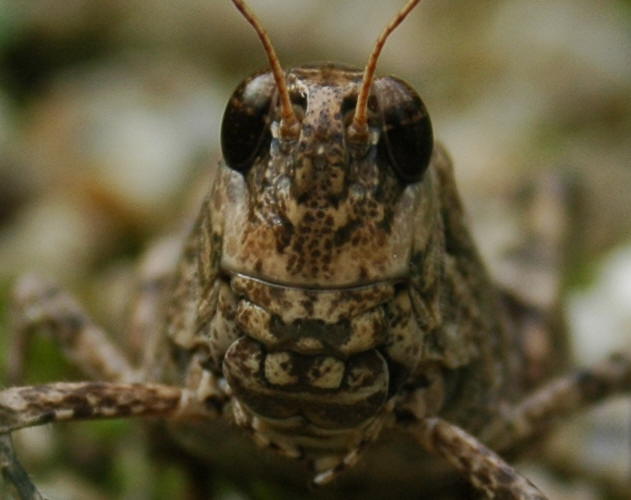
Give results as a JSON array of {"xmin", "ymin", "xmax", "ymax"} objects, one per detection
[
  {"xmin": 221, "ymin": 71, "xmax": 276, "ymax": 173},
  {"xmin": 375, "ymin": 77, "xmax": 433, "ymax": 183}
]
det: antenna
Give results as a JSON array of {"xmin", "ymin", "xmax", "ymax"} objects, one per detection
[
  {"xmin": 231, "ymin": 0, "xmax": 300, "ymax": 139},
  {"xmin": 349, "ymin": 0, "xmax": 423, "ymax": 142}
]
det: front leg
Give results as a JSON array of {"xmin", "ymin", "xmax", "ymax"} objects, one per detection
[
  {"xmin": 400, "ymin": 415, "xmax": 546, "ymax": 500},
  {"xmin": 0, "ymin": 381, "xmax": 220, "ymax": 499},
  {"xmin": 4, "ymin": 275, "xmax": 137, "ymax": 498},
  {"xmin": 3, "ymin": 273, "xmax": 204, "ymax": 499},
  {"xmin": 0, "ymin": 382, "xmax": 208, "ymax": 433}
]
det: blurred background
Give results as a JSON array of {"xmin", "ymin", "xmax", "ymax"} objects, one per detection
[{"xmin": 0, "ymin": 0, "xmax": 630, "ymax": 498}]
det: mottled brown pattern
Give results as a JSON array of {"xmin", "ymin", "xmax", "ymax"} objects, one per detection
[
  {"xmin": 157, "ymin": 56, "xmax": 528, "ymax": 491},
  {"xmin": 220, "ymin": 65, "xmax": 421, "ymax": 287},
  {"xmin": 2, "ymin": 11, "xmax": 631, "ymax": 498},
  {"xmin": 407, "ymin": 418, "xmax": 546, "ymax": 500},
  {"xmin": 0, "ymin": 382, "xmax": 186, "ymax": 434},
  {"xmin": 157, "ymin": 59, "xmax": 631, "ymax": 499}
]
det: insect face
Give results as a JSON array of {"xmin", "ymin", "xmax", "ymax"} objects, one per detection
[
  {"xmin": 219, "ymin": 65, "xmax": 435, "ymax": 284},
  {"xmin": 207, "ymin": 61, "xmax": 441, "ymax": 454}
]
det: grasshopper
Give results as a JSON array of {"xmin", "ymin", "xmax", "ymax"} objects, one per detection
[{"xmin": 1, "ymin": 0, "xmax": 630, "ymax": 498}]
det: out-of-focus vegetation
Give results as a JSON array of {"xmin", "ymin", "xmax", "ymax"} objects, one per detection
[{"xmin": 0, "ymin": 1, "xmax": 630, "ymax": 498}]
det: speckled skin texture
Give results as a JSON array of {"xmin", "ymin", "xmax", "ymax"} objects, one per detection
[
  {"xmin": 4, "ymin": 61, "xmax": 631, "ymax": 499},
  {"xmin": 163, "ymin": 64, "xmax": 545, "ymax": 473},
  {"xmin": 220, "ymin": 66, "xmax": 420, "ymax": 286}
]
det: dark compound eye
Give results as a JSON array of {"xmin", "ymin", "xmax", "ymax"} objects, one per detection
[
  {"xmin": 375, "ymin": 77, "xmax": 433, "ymax": 183},
  {"xmin": 221, "ymin": 71, "xmax": 276, "ymax": 173}
]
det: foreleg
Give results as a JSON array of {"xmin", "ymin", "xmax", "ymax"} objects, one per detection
[
  {"xmin": 0, "ymin": 381, "xmax": 214, "ymax": 499},
  {"xmin": 403, "ymin": 416, "xmax": 547, "ymax": 500}
]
